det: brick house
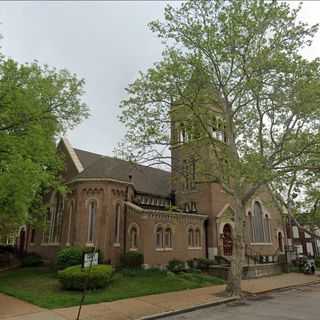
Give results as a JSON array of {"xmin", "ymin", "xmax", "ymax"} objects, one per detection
[{"xmin": 25, "ymin": 93, "xmax": 286, "ymax": 268}]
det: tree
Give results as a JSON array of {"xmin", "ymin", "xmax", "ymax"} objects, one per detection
[
  {"xmin": 117, "ymin": 0, "xmax": 320, "ymax": 296},
  {"xmin": 0, "ymin": 55, "xmax": 89, "ymax": 234}
]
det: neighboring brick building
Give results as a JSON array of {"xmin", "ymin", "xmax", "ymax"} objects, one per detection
[
  {"xmin": 286, "ymin": 220, "xmax": 320, "ymax": 258},
  {"xmin": 25, "ymin": 94, "xmax": 286, "ymax": 267}
]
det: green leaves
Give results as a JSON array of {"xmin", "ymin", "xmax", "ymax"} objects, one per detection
[{"xmin": 0, "ymin": 57, "xmax": 89, "ymax": 234}]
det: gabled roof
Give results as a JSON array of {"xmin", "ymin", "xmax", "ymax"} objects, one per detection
[{"xmin": 71, "ymin": 147, "xmax": 171, "ymax": 197}]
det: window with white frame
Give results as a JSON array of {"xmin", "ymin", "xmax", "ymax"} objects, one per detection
[
  {"xmin": 292, "ymin": 226, "xmax": 299, "ymax": 239},
  {"xmin": 164, "ymin": 228, "xmax": 173, "ymax": 249},
  {"xmin": 88, "ymin": 200, "xmax": 97, "ymax": 243},
  {"xmin": 252, "ymin": 201, "xmax": 272, "ymax": 243},
  {"xmin": 129, "ymin": 226, "xmax": 138, "ymax": 250},
  {"xmin": 43, "ymin": 193, "xmax": 64, "ymax": 244},
  {"xmin": 156, "ymin": 227, "xmax": 164, "ymax": 249},
  {"xmin": 114, "ymin": 204, "xmax": 121, "ymax": 244},
  {"xmin": 188, "ymin": 228, "xmax": 194, "ymax": 247}
]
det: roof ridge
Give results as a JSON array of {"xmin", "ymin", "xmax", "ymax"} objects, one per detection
[{"xmin": 74, "ymin": 148, "xmax": 170, "ymax": 175}]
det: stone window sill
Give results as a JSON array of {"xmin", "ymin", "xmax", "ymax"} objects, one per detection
[
  {"xmin": 113, "ymin": 243, "xmax": 120, "ymax": 247},
  {"xmin": 188, "ymin": 247, "xmax": 202, "ymax": 250}
]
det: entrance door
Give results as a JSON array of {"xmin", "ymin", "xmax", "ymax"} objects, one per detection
[{"xmin": 223, "ymin": 224, "xmax": 233, "ymax": 256}]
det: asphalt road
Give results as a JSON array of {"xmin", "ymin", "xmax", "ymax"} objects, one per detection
[{"xmin": 162, "ymin": 284, "xmax": 320, "ymax": 320}]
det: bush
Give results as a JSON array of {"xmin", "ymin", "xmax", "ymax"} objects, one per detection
[
  {"xmin": 22, "ymin": 253, "xmax": 43, "ymax": 267},
  {"xmin": 315, "ymin": 257, "xmax": 320, "ymax": 268},
  {"xmin": 58, "ymin": 264, "xmax": 113, "ymax": 290},
  {"xmin": 57, "ymin": 247, "xmax": 105, "ymax": 270},
  {"xmin": 56, "ymin": 247, "xmax": 83, "ymax": 270},
  {"xmin": 120, "ymin": 252, "xmax": 144, "ymax": 268},
  {"xmin": 195, "ymin": 258, "xmax": 215, "ymax": 271},
  {"xmin": 167, "ymin": 259, "xmax": 185, "ymax": 273}
]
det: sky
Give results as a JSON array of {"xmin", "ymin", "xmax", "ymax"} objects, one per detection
[{"xmin": 1, "ymin": 1, "xmax": 320, "ymax": 156}]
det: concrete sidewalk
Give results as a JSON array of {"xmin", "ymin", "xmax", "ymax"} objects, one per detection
[{"xmin": 1, "ymin": 273, "xmax": 319, "ymax": 320}]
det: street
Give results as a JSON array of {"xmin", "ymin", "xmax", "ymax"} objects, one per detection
[{"xmin": 162, "ymin": 284, "xmax": 320, "ymax": 320}]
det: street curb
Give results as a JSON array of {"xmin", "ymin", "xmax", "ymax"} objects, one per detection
[
  {"xmin": 139, "ymin": 296, "xmax": 239, "ymax": 320},
  {"xmin": 245, "ymin": 279, "xmax": 320, "ymax": 296}
]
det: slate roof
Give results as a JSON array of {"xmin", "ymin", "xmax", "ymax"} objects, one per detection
[{"xmin": 73, "ymin": 149, "xmax": 171, "ymax": 198}]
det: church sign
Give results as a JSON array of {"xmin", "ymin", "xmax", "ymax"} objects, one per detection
[{"xmin": 82, "ymin": 252, "xmax": 99, "ymax": 268}]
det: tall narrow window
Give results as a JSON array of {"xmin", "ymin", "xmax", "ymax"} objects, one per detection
[
  {"xmin": 253, "ymin": 201, "xmax": 264, "ymax": 243},
  {"xmin": 188, "ymin": 228, "xmax": 194, "ymax": 247},
  {"xmin": 195, "ymin": 228, "xmax": 201, "ymax": 247},
  {"xmin": 264, "ymin": 215, "xmax": 271, "ymax": 243},
  {"xmin": 44, "ymin": 193, "xmax": 64, "ymax": 244},
  {"xmin": 88, "ymin": 200, "xmax": 97, "ymax": 243},
  {"xmin": 114, "ymin": 204, "xmax": 121, "ymax": 244},
  {"xmin": 67, "ymin": 202, "xmax": 73, "ymax": 245},
  {"xmin": 248, "ymin": 212, "xmax": 254, "ymax": 242},
  {"xmin": 156, "ymin": 227, "xmax": 163, "ymax": 249},
  {"xmin": 164, "ymin": 228, "xmax": 172, "ymax": 249},
  {"xmin": 130, "ymin": 227, "xmax": 138, "ymax": 250}
]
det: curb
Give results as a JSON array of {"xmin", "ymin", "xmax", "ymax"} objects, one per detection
[
  {"xmin": 245, "ymin": 279, "xmax": 320, "ymax": 296},
  {"xmin": 139, "ymin": 296, "xmax": 239, "ymax": 320}
]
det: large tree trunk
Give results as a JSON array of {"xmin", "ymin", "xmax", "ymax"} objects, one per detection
[{"xmin": 225, "ymin": 196, "xmax": 246, "ymax": 297}]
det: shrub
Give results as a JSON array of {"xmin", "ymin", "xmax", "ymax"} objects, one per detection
[
  {"xmin": 56, "ymin": 247, "xmax": 82, "ymax": 269},
  {"xmin": 120, "ymin": 252, "xmax": 144, "ymax": 268},
  {"xmin": 167, "ymin": 259, "xmax": 185, "ymax": 273},
  {"xmin": 58, "ymin": 264, "xmax": 113, "ymax": 290},
  {"xmin": 22, "ymin": 253, "xmax": 43, "ymax": 267},
  {"xmin": 195, "ymin": 258, "xmax": 215, "ymax": 271},
  {"xmin": 315, "ymin": 257, "xmax": 320, "ymax": 268}
]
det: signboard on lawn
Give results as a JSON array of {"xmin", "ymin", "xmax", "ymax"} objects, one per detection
[{"xmin": 82, "ymin": 252, "xmax": 99, "ymax": 268}]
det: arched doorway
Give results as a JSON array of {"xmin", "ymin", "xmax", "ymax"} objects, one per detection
[
  {"xmin": 223, "ymin": 224, "xmax": 233, "ymax": 256},
  {"xmin": 278, "ymin": 232, "xmax": 283, "ymax": 252},
  {"xmin": 19, "ymin": 229, "xmax": 26, "ymax": 256}
]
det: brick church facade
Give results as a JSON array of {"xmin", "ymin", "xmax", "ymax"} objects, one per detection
[{"xmin": 25, "ymin": 97, "xmax": 287, "ymax": 267}]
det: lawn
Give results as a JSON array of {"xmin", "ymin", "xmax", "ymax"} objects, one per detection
[{"xmin": 0, "ymin": 267, "xmax": 224, "ymax": 309}]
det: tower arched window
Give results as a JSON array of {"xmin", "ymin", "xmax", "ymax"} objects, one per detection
[
  {"xmin": 88, "ymin": 200, "xmax": 97, "ymax": 243},
  {"xmin": 114, "ymin": 204, "xmax": 121, "ymax": 244}
]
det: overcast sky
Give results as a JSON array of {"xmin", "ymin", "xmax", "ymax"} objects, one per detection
[{"xmin": 1, "ymin": 1, "xmax": 320, "ymax": 156}]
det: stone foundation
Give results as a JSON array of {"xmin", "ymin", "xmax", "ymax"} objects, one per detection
[{"xmin": 209, "ymin": 263, "xmax": 285, "ymax": 280}]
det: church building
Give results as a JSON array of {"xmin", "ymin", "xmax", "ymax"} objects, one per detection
[{"xmin": 25, "ymin": 92, "xmax": 287, "ymax": 268}]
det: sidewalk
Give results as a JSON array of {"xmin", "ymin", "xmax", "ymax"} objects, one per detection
[{"xmin": 1, "ymin": 273, "xmax": 319, "ymax": 320}]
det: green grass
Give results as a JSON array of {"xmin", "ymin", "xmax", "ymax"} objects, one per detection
[{"xmin": 0, "ymin": 267, "xmax": 224, "ymax": 309}]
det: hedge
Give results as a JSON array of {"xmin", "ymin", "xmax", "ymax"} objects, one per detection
[
  {"xmin": 58, "ymin": 264, "xmax": 113, "ymax": 290},
  {"xmin": 120, "ymin": 252, "xmax": 144, "ymax": 268}
]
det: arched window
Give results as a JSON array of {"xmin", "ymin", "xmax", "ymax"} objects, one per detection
[
  {"xmin": 88, "ymin": 200, "xmax": 97, "ymax": 243},
  {"xmin": 164, "ymin": 228, "xmax": 172, "ymax": 249},
  {"xmin": 264, "ymin": 215, "xmax": 271, "ymax": 243},
  {"xmin": 130, "ymin": 227, "xmax": 138, "ymax": 250},
  {"xmin": 156, "ymin": 227, "xmax": 163, "ymax": 249},
  {"xmin": 248, "ymin": 211, "xmax": 254, "ymax": 242},
  {"xmin": 114, "ymin": 204, "xmax": 121, "ymax": 244},
  {"xmin": 188, "ymin": 228, "xmax": 194, "ymax": 248},
  {"xmin": 67, "ymin": 201, "xmax": 73, "ymax": 245},
  {"xmin": 195, "ymin": 228, "xmax": 201, "ymax": 248},
  {"xmin": 253, "ymin": 201, "xmax": 264, "ymax": 243}
]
